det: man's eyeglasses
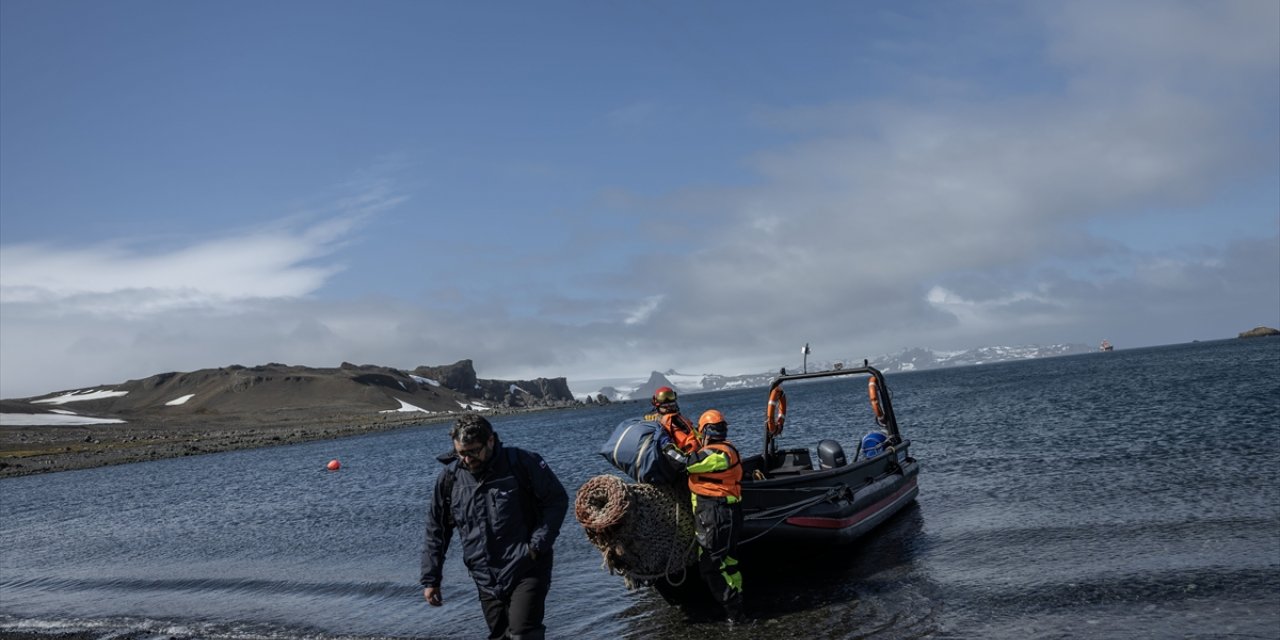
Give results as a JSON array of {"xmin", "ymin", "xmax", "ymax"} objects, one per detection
[{"xmin": 456, "ymin": 444, "xmax": 488, "ymax": 461}]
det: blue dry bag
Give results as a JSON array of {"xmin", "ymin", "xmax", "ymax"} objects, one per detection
[
  {"xmin": 599, "ymin": 418, "xmax": 679, "ymax": 484},
  {"xmin": 861, "ymin": 431, "xmax": 889, "ymax": 460}
]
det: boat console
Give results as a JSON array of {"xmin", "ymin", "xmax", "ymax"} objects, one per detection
[
  {"xmin": 744, "ymin": 441, "xmax": 858, "ymax": 480},
  {"xmin": 746, "ymin": 446, "xmax": 813, "ymax": 478}
]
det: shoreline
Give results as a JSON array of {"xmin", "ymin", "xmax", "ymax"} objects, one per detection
[{"xmin": 0, "ymin": 404, "xmax": 594, "ymax": 479}]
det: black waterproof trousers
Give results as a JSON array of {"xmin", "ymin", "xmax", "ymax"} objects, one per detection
[
  {"xmin": 693, "ymin": 495, "xmax": 744, "ymax": 620},
  {"xmin": 477, "ymin": 552, "xmax": 553, "ymax": 640}
]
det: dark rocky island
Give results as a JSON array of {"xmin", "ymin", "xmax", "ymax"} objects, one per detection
[
  {"xmin": 0, "ymin": 360, "xmax": 580, "ymax": 478},
  {"xmin": 1238, "ymin": 326, "xmax": 1280, "ymax": 338}
]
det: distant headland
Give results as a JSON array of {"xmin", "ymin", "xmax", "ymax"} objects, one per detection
[
  {"xmin": 1238, "ymin": 326, "xmax": 1280, "ymax": 338},
  {"xmin": 0, "ymin": 359, "xmax": 585, "ymax": 478}
]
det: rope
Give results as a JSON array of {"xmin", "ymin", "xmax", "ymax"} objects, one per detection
[
  {"xmin": 573, "ymin": 475, "xmax": 697, "ymax": 589},
  {"xmin": 737, "ymin": 487, "xmax": 845, "ymax": 546},
  {"xmin": 574, "ymin": 474, "xmax": 630, "ymax": 535},
  {"xmin": 737, "ymin": 484, "xmax": 844, "ymax": 493}
]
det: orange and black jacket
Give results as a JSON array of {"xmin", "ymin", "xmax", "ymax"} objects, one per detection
[
  {"xmin": 686, "ymin": 441, "xmax": 742, "ymax": 501},
  {"xmin": 645, "ymin": 412, "xmax": 700, "ymax": 453}
]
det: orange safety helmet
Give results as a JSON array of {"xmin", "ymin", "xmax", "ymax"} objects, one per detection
[
  {"xmin": 652, "ymin": 386, "xmax": 678, "ymax": 407},
  {"xmin": 698, "ymin": 409, "xmax": 728, "ymax": 438}
]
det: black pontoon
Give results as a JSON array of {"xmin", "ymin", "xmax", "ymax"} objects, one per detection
[{"xmin": 737, "ymin": 363, "xmax": 919, "ymax": 547}]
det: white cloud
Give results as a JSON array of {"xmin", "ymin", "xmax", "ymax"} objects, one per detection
[
  {"xmin": 624, "ymin": 295, "xmax": 663, "ymax": 325},
  {"xmin": 1046, "ymin": 0, "xmax": 1280, "ymax": 84},
  {"xmin": 0, "ymin": 221, "xmax": 353, "ymax": 315},
  {"xmin": 620, "ymin": 1, "xmax": 1278, "ymax": 365}
]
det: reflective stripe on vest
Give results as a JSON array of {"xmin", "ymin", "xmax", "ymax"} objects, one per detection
[{"xmin": 688, "ymin": 442, "xmax": 742, "ymax": 499}]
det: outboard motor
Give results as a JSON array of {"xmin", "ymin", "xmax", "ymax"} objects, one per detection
[{"xmin": 817, "ymin": 439, "xmax": 846, "ymax": 470}]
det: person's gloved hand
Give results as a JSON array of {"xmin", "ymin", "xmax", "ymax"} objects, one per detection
[{"xmin": 663, "ymin": 443, "xmax": 690, "ymax": 466}]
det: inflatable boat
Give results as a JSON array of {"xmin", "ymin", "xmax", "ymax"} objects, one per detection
[
  {"xmin": 737, "ymin": 364, "xmax": 919, "ymax": 547},
  {"xmin": 581, "ymin": 363, "xmax": 919, "ymax": 602}
]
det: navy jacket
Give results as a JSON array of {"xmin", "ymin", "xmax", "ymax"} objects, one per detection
[{"xmin": 419, "ymin": 439, "xmax": 568, "ymax": 597}]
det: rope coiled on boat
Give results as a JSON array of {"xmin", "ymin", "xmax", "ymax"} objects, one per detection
[{"xmin": 574, "ymin": 474, "xmax": 697, "ymax": 589}]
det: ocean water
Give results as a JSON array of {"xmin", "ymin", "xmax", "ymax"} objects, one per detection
[{"xmin": 1, "ymin": 338, "xmax": 1277, "ymax": 640}]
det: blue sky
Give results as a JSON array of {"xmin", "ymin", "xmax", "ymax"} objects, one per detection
[{"xmin": 1, "ymin": 0, "xmax": 1277, "ymax": 399}]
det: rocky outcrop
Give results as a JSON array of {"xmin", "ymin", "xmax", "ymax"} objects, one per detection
[
  {"xmin": 413, "ymin": 360, "xmax": 575, "ymax": 407},
  {"xmin": 412, "ymin": 360, "xmax": 480, "ymax": 395},
  {"xmin": 85, "ymin": 362, "xmax": 472, "ymax": 416},
  {"xmin": 1238, "ymin": 326, "xmax": 1279, "ymax": 338},
  {"xmin": 629, "ymin": 372, "xmax": 677, "ymax": 404},
  {"xmin": 473, "ymin": 377, "xmax": 577, "ymax": 408},
  {"xmin": 596, "ymin": 386, "xmax": 625, "ymax": 402},
  {"xmin": 6, "ymin": 360, "xmax": 580, "ymax": 424}
]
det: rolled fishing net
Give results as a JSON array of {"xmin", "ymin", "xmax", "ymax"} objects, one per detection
[{"xmin": 574, "ymin": 474, "xmax": 697, "ymax": 589}]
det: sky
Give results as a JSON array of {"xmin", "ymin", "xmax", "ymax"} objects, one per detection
[{"xmin": 1, "ymin": 0, "xmax": 1277, "ymax": 399}]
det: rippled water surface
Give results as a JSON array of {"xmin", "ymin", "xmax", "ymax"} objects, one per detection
[{"xmin": 2, "ymin": 339, "xmax": 1278, "ymax": 639}]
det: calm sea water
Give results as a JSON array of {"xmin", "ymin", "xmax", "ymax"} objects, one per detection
[{"xmin": 2, "ymin": 339, "xmax": 1277, "ymax": 640}]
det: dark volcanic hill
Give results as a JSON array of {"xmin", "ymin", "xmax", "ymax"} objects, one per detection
[{"xmin": 2, "ymin": 359, "xmax": 577, "ymax": 425}]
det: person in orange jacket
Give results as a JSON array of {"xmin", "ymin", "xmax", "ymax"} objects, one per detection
[
  {"xmin": 645, "ymin": 386, "xmax": 699, "ymax": 453},
  {"xmin": 664, "ymin": 409, "xmax": 745, "ymax": 625}
]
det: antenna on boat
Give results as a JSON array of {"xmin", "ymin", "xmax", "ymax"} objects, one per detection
[{"xmin": 801, "ymin": 343, "xmax": 811, "ymax": 373}]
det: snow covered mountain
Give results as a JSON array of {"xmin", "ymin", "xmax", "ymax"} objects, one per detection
[
  {"xmin": 854, "ymin": 343, "xmax": 1096, "ymax": 373},
  {"xmin": 588, "ymin": 369, "xmax": 709, "ymax": 402},
  {"xmin": 589, "ymin": 343, "xmax": 1095, "ymax": 399}
]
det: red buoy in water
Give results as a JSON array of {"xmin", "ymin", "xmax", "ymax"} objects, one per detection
[{"xmin": 327, "ymin": 459, "xmax": 341, "ymax": 471}]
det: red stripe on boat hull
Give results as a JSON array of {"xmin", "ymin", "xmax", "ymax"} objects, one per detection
[{"xmin": 784, "ymin": 477, "xmax": 918, "ymax": 530}]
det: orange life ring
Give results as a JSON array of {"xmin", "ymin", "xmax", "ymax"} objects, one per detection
[
  {"xmin": 766, "ymin": 386, "xmax": 787, "ymax": 436},
  {"xmin": 868, "ymin": 377, "xmax": 886, "ymax": 425}
]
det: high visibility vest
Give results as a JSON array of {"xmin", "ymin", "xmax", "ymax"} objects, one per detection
[
  {"xmin": 645, "ymin": 412, "xmax": 700, "ymax": 453},
  {"xmin": 688, "ymin": 442, "xmax": 742, "ymax": 499}
]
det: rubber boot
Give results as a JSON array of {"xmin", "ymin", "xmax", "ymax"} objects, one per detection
[{"xmin": 725, "ymin": 600, "xmax": 746, "ymax": 628}]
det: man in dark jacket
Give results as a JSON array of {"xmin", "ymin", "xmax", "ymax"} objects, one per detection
[{"xmin": 421, "ymin": 413, "xmax": 568, "ymax": 640}]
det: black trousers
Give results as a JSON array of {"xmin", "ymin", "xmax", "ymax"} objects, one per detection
[
  {"xmin": 477, "ymin": 554, "xmax": 552, "ymax": 640},
  {"xmin": 693, "ymin": 495, "xmax": 743, "ymax": 619}
]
